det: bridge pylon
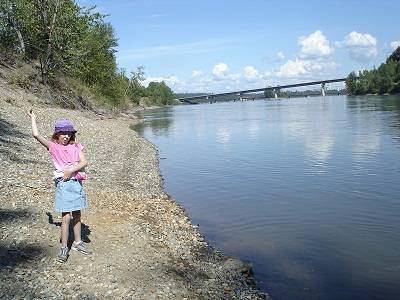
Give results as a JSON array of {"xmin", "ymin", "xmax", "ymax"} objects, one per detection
[
  {"xmin": 273, "ymin": 89, "xmax": 279, "ymax": 99},
  {"xmin": 321, "ymin": 83, "xmax": 326, "ymax": 97}
]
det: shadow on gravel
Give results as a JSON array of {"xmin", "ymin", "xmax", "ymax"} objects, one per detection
[
  {"xmin": 0, "ymin": 243, "xmax": 46, "ymax": 298},
  {"xmin": 0, "ymin": 118, "xmax": 26, "ymax": 139},
  {"xmin": 0, "ymin": 243, "xmax": 45, "ymax": 268},
  {"xmin": 46, "ymin": 212, "xmax": 92, "ymax": 248},
  {"xmin": 0, "ymin": 209, "xmax": 46, "ymax": 269},
  {"xmin": 0, "ymin": 117, "xmax": 38, "ymax": 164},
  {"xmin": 0, "ymin": 208, "xmax": 31, "ymax": 222}
]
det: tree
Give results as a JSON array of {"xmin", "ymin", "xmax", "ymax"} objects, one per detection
[
  {"xmin": 346, "ymin": 46, "xmax": 400, "ymax": 96},
  {"xmin": 146, "ymin": 81, "xmax": 175, "ymax": 106},
  {"xmin": 0, "ymin": 0, "xmax": 27, "ymax": 53},
  {"xmin": 264, "ymin": 88, "xmax": 274, "ymax": 98},
  {"xmin": 130, "ymin": 65, "xmax": 145, "ymax": 82},
  {"xmin": 345, "ymin": 71, "xmax": 358, "ymax": 95},
  {"xmin": 127, "ymin": 66, "xmax": 146, "ymax": 105},
  {"xmin": 377, "ymin": 60, "xmax": 397, "ymax": 94},
  {"xmin": 75, "ymin": 21, "xmax": 118, "ymax": 87},
  {"xmin": 0, "ymin": 0, "xmax": 177, "ymax": 108},
  {"xmin": 31, "ymin": 0, "xmax": 95, "ymax": 83},
  {"xmin": 387, "ymin": 46, "xmax": 400, "ymax": 63},
  {"xmin": 388, "ymin": 47, "xmax": 400, "ymax": 85}
]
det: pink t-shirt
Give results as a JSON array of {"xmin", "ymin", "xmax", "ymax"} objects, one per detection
[{"xmin": 48, "ymin": 142, "xmax": 87, "ymax": 179}]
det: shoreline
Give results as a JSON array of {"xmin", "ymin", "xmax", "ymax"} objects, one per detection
[
  {"xmin": 131, "ymin": 108, "xmax": 269, "ymax": 295},
  {"xmin": 0, "ymin": 78, "xmax": 267, "ymax": 299}
]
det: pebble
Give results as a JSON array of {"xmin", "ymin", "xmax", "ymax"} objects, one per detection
[{"xmin": 0, "ymin": 88, "xmax": 268, "ymax": 299}]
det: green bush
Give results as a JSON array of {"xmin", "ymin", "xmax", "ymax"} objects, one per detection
[{"xmin": 146, "ymin": 81, "xmax": 175, "ymax": 106}]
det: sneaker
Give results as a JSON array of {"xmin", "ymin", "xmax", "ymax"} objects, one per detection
[
  {"xmin": 57, "ymin": 247, "xmax": 69, "ymax": 262},
  {"xmin": 71, "ymin": 241, "xmax": 92, "ymax": 255}
]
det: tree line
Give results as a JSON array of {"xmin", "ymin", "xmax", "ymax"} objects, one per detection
[
  {"xmin": 0, "ymin": 0, "xmax": 175, "ymax": 107},
  {"xmin": 264, "ymin": 88, "xmax": 346, "ymax": 98},
  {"xmin": 346, "ymin": 47, "xmax": 400, "ymax": 95}
]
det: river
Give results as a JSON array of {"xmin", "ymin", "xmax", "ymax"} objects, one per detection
[{"xmin": 134, "ymin": 95, "xmax": 400, "ymax": 300}]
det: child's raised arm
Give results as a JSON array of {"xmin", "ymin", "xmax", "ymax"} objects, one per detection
[{"xmin": 29, "ymin": 110, "xmax": 50, "ymax": 149}]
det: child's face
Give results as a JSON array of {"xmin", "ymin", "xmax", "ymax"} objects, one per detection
[{"xmin": 57, "ymin": 132, "xmax": 73, "ymax": 145}]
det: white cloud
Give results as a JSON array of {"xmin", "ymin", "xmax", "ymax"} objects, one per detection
[
  {"xmin": 142, "ymin": 76, "xmax": 182, "ymax": 88},
  {"xmin": 276, "ymin": 59, "xmax": 307, "ymax": 77},
  {"xmin": 263, "ymin": 71, "xmax": 272, "ymax": 77},
  {"xmin": 336, "ymin": 31, "xmax": 378, "ymax": 62},
  {"xmin": 229, "ymin": 73, "xmax": 241, "ymax": 82},
  {"xmin": 349, "ymin": 47, "xmax": 378, "ymax": 60},
  {"xmin": 340, "ymin": 31, "xmax": 377, "ymax": 47},
  {"xmin": 274, "ymin": 30, "xmax": 337, "ymax": 79},
  {"xmin": 348, "ymin": 46, "xmax": 378, "ymax": 61},
  {"xmin": 276, "ymin": 58, "xmax": 337, "ymax": 78},
  {"xmin": 192, "ymin": 70, "xmax": 202, "ymax": 77},
  {"xmin": 308, "ymin": 60, "xmax": 338, "ymax": 72},
  {"xmin": 183, "ymin": 77, "xmax": 213, "ymax": 93},
  {"xmin": 277, "ymin": 51, "xmax": 285, "ymax": 60},
  {"xmin": 212, "ymin": 63, "xmax": 229, "ymax": 80},
  {"xmin": 390, "ymin": 40, "xmax": 400, "ymax": 50},
  {"xmin": 299, "ymin": 30, "xmax": 333, "ymax": 59},
  {"xmin": 243, "ymin": 66, "xmax": 259, "ymax": 81}
]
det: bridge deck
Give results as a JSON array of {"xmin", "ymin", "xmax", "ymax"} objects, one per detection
[{"xmin": 176, "ymin": 77, "xmax": 347, "ymax": 102}]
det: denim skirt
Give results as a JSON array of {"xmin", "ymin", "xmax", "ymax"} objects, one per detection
[{"xmin": 55, "ymin": 179, "xmax": 88, "ymax": 213}]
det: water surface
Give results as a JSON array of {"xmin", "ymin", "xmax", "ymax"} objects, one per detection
[{"xmin": 135, "ymin": 95, "xmax": 400, "ymax": 300}]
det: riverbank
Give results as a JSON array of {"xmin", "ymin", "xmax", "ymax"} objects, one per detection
[{"xmin": 0, "ymin": 77, "xmax": 267, "ymax": 299}]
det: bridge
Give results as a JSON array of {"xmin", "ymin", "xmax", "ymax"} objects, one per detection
[{"xmin": 176, "ymin": 77, "xmax": 347, "ymax": 104}]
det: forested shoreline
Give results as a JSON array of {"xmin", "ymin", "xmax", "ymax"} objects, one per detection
[
  {"xmin": 0, "ymin": 0, "xmax": 175, "ymax": 108},
  {"xmin": 346, "ymin": 47, "xmax": 400, "ymax": 95}
]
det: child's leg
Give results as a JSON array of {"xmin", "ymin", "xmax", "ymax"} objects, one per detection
[
  {"xmin": 71, "ymin": 210, "xmax": 82, "ymax": 242},
  {"xmin": 61, "ymin": 212, "xmax": 71, "ymax": 247},
  {"xmin": 70, "ymin": 210, "xmax": 92, "ymax": 254}
]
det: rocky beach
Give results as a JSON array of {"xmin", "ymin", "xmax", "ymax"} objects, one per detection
[{"xmin": 0, "ymin": 75, "xmax": 267, "ymax": 299}]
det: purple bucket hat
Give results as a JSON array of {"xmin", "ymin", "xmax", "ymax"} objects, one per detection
[{"xmin": 54, "ymin": 119, "xmax": 77, "ymax": 134}]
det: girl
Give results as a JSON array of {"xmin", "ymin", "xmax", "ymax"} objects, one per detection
[{"xmin": 29, "ymin": 110, "xmax": 92, "ymax": 262}]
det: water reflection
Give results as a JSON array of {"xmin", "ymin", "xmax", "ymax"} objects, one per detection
[
  {"xmin": 247, "ymin": 120, "xmax": 260, "ymax": 140},
  {"xmin": 134, "ymin": 108, "xmax": 174, "ymax": 136},
  {"xmin": 304, "ymin": 134, "xmax": 333, "ymax": 166},
  {"xmin": 276, "ymin": 98, "xmax": 336, "ymax": 168},
  {"xmin": 347, "ymin": 95, "xmax": 400, "ymax": 146},
  {"xmin": 216, "ymin": 126, "xmax": 231, "ymax": 144},
  {"xmin": 351, "ymin": 130, "xmax": 380, "ymax": 162}
]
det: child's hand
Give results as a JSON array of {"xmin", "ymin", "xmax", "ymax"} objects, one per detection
[
  {"xmin": 63, "ymin": 167, "xmax": 74, "ymax": 181},
  {"xmin": 28, "ymin": 109, "xmax": 36, "ymax": 119}
]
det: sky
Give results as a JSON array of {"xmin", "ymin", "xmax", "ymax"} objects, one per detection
[{"xmin": 77, "ymin": 0, "xmax": 400, "ymax": 93}]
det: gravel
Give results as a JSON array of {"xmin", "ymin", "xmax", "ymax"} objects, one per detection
[{"xmin": 0, "ymin": 77, "xmax": 268, "ymax": 299}]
